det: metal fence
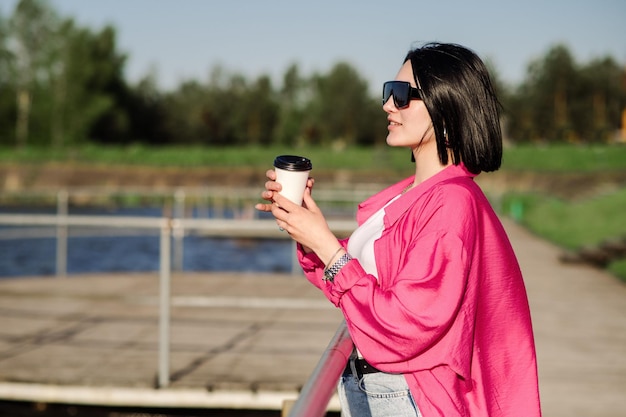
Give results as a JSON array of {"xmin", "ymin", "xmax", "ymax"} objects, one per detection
[
  {"xmin": 0, "ymin": 187, "xmax": 365, "ymax": 412},
  {"xmin": 0, "ymin": 212, "xmax": 356, "ymax": 390}
]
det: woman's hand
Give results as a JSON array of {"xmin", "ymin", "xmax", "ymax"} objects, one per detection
[
  {"xmin": 255, "ymin": 168, "xmax": 314, "ymax": 212},
  {"xmin": 254, "ymin": 169, "xmax": 283, "ymax": 212},
  {"xmin": 255, "ymin": 170, "xmax": 342, "ymax": 265}
]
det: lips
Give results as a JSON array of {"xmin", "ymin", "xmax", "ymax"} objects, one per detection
[{"xmin": 388, "ymin": 117, "xmax": 402, "ymax": 127}]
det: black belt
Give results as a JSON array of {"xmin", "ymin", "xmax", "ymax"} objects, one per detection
[{"xmin": 346, "ymin": 357, "xmax": 382, "ymax": 375}]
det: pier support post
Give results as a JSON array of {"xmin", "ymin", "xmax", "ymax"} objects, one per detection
[
  {"xmin": 56, "ymin": 190, "xmax": 68, "ymax": 278},
  {"xmin": 158, "ymin": 219, "xmax": 172, "ymax": 388}
]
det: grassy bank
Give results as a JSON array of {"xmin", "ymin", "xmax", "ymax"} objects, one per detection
[
  {"xmin": 501, "ymin": 189, "xmax": 626, "ymax": 282},
  {"xmin": 0, "ymin": 144, "xmax": 412, "ymax": 174},
  {"xmin": 2, "ymin": 143, "xmax": 626, "ymax": 172}
]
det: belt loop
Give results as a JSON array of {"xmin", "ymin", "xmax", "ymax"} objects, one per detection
[
  {"xmin": 349, "ymin": 356, "xmax": 359, "ymax": 378},
  {"xmin": 346, "ymin": 348, "xmax": 358, "ymax": 378}
]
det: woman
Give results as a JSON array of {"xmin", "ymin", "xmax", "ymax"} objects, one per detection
[{"xmin": 256, "ymin": 42, "xmax": 541, "ymax": 417}]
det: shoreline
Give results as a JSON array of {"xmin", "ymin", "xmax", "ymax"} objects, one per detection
[{"xmin": 2, "ymin": 162, "xmax": 626, "ymax": 201}]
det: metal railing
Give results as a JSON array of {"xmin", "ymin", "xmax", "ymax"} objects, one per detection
[
  {"xmin": 0, "ymin": 213, "xmax": 174, "ymax": 387},
  {"xmin": 0, "ymin": 213, "xmax": 356, "ymax": 390},
  {"xmin": 286, "ymin": 321, "xmax": 353, "ymax": 417},
  {"xmin": 0, "ymin": 187, "xmax": 363, "ymax": 412},
  {"xmin": 2, "ymin": 186, "xmax": 367, "ymax": 274}
]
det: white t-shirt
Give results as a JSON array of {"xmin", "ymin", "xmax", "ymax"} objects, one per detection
[
  {"xmin": 347, "ymin": 195, "xmax": 400, "ymax": 279},
  {"xmin": 347, "ymin": 195, "xmax": 400, "ymax": 359}
]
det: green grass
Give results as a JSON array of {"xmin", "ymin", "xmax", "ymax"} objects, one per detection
[
  {"xmin": 502, "ymin": 190, "xmax": 626, "ymax": 249},
  {"xmin": 0, "ymin": 144, "xmax": 413, "ymax": 173},
  {"xmin": 608, "ymin": 259, "xmax": 626, "ymax": 283},
  {"xmin": 501, "ymin": 189, "xmax": 626, "ymax": 282},
  {"xmin": 2, "ymin": 142, "xmax": 625, "ymax": 172},
  {"xmin": 501, "ymin": 143, "xmax": 626, "ymax": 172}
]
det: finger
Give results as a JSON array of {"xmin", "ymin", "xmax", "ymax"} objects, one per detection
[
  {"xmin": 301, "ymin": 187, "xmax": 318, "ymax": 211},
  {"xmin": 270, "ymin": 201, "xmax": 287, "ymax": 220},
  {"xmin": 276, "ymin": 219, "xmax": 288, "ymax": 232},
  {"xmin": 255, "ymin": 202, "xmax": 273, "ymax": 212},
  {"xmin": 272, "ymin": 192, "xmax": 299, "ymax": 212},
  {"xmin": 266, "ymin": 169, "xmax": 277, "ymax": 180},
  {"xmin": 261, "ymin": 190, "xmax": 275, "ymax": 201},
  {"xmin": 265, "ymin": 180, "xmax": 282, "ymax": 192}
]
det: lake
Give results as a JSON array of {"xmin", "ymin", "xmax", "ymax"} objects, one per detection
[{"xmin": 0, "ymin": 206, "xmax": 294, "ymax": 278}]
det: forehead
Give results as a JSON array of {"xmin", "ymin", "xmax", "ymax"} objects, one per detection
[{"xmin": 395, "ymin": 61, "xmax": 415, "ymax": 85}]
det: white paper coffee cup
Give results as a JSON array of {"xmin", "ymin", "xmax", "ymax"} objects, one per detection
[{"xmin": 273, "ymin": 155, "xmax": 312, "ymax": 206}]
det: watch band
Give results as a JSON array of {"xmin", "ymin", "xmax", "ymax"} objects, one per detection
[{"xmin": 323, "ymin": 253, "xmax": 353, "ymax": 282}]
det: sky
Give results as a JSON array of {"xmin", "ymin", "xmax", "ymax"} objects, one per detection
[{"xmin": 2, "ymin": 0, "xmax": 625, "ymax": 93}]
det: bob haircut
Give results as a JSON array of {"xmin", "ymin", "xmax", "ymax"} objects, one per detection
[{"xmin": 405, "ymin": 43, "xmax": 502, "ymax": 173}]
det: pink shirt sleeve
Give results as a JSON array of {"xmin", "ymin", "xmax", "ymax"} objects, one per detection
[
  {"xmin": 333, "ymin": 229, "xmax": 471, "ymax": 376},
  {"xmin": 299, "ymin": 222, "xmax": 473, "ymax": 377}
]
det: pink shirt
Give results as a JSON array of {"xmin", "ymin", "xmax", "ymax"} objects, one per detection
[{"xmin": 298, "ymin": 164, "xmax": 541, "ymax": 416}]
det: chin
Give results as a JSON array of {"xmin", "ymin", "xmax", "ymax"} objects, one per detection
[
  {"xmin": 386, "ymin": 137, "xmax": 409, "ymax": 148},
  {"xmin": 385, "ymin": 135, "xmax": 400, "ymax": 146}
]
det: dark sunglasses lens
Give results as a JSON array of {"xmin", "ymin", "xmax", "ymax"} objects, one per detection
[
  {"xmin": 382, "ymin": 82, "xmax": 409, "ymax": 108},
  {"xmin": 382, "ymin": 83, "xmax": 393, "ymax": 104}
]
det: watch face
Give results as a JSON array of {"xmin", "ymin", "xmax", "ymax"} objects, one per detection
[{"xmin": 324, "ymin": 268, "xmax": 334, "ymax": 281}]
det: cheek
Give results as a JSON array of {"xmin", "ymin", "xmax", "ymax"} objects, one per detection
[
  {"xmin": 404, "ymin": 115, "xmax": 429, "ymax": 139},
  {"xmin": 405, "ymin": 108, "xmax": 432, "ymax": 138}
]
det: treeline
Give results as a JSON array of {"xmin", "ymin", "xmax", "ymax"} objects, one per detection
[{"xmin": 1, "ymin": 0, "xmax": 625, "ymax": 149}]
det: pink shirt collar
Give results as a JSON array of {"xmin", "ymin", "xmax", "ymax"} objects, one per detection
[{"xmin": 357, "ymin": 163, "xmax": 477, "ymax": 228}]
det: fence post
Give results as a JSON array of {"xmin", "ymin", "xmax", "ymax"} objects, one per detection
[
  {"xmin": 291, "ymin": 241, "xmax": 300, "ymax": 275},
  {"xmin": 173, "ymin": 189, "xmax": 185, "ymax": 271},
  {"xmin": 56, "ymin": 190, "xmax": 68, "ymax": 278},
  {"xmin": 157, "ymin": 219, "xmax": 172, "ymax": 388}
]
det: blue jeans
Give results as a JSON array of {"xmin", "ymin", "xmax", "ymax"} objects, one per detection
[{"xmin": 338, "ymin": 358, "xmax": 422, "ymax": 417}]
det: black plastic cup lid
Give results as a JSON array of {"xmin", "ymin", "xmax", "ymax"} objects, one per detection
[{"xmin": 273, "ymin": 155, "xmax": 312, "ymax": 171}]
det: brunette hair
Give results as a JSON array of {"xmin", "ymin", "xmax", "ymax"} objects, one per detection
[{"xmin": 404, "ymin": 43, "xmax": 502, "ymax": 173}]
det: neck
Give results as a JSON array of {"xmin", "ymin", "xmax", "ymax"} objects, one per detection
[{"xmin": 411, "ymin": 147, "xmax": 452, "ymax": 185}]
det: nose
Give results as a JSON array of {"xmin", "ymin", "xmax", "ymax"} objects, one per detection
[{"xmin": 382, "ymin": 96, "xmax": 396, "ymax": 112}]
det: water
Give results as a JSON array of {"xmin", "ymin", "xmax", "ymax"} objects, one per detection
[{"xmin": 0, "ymin": 206, "xmax": 293, "ymax": 278}]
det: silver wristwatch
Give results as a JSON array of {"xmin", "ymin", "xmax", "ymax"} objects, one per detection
[{"xmin": 324, "ymin": 253, "xmax": 353, "ymax": 282}]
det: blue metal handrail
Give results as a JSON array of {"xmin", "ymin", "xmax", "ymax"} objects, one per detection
[{"xmin": 287, "ymin": 320, "xmax": 353, "ymax": 417}]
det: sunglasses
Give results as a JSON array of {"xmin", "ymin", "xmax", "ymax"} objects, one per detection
[{"xmin": 382, "ymin": 81, "xmax": 422, "ymax": 109}]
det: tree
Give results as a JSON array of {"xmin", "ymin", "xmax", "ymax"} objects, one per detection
[
  {"xmin": 43, "ymin": 21, "xmax": 129, "ymax": 146},
  {"xmin": 8, "ymin": 0, "xmax": 58, "ymax": 147},
  {"xmin": 505, "ymin": 44, "xmax": 580, "ymax": 142},
  {"xmin": 162, "ymin": 79, "xmax": 211, "ymax": 144},
  {"xmin": 0, "ymin": 11, "xmax": 16, "ymax": 143},
  {"xmin": 302, "ymin": 62, "xmax": 382, "ymax": 146},
  {"xmin": 531, "ymin": 44, "xmax": 578, "ymax": 141},
  {"xmin": 162, "ymin": 67, "xmax": 280, "ymax": 146},
  {"xmin": 125, "ymin": 72, "xmax": 170, "ymax": 144},
  {"xmin": 505, "ymin": 44, "xmax": 626, "ymax": 142},
  {"xmin": 274, "ymin": 63, "xmax": 307, "ymax": 146},
  {"xmin": 82, "ymin": 25, "xmax": 130, "ymax": 144},
  {"xmin": 576, "ymin": 57, "xmax": 625, "ymax": 142}
]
